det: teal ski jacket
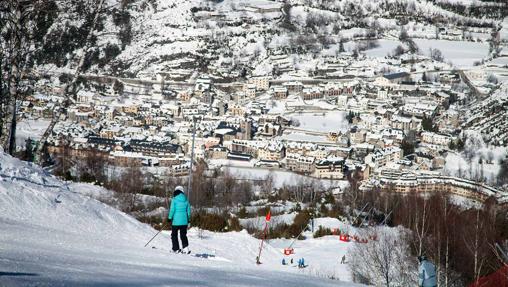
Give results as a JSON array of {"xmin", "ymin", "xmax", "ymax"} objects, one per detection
[
  {"xmin": 168, "ymin": 193, "xmax": 191, "ymax": 226},
  {"xmin": 418, "ymin": 260, "xmax": 437, "ymax": 287}
]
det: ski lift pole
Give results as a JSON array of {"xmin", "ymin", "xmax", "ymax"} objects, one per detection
[
  {"xmin": 359, "ymin": 206, "xmax": 375, "ymax": 227},
  {"xmin": 287, "ymin": 223, "xmax": 307, "ymax": 249},
  {"xmin": 350, "ymin": 203, "xmax": 369, "ymax": 225},
  {"xmin": 380, "ymin": 209, "xmax": 394, "ymax": 226}
]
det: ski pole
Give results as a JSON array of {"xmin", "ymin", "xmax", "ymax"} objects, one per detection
[{"xmin": 144, "ymin": 222, "xmax": 168, "ymax": 247}]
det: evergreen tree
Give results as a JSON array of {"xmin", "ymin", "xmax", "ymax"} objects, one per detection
[
  {"xmin": 24, "ymin": 138, "xmax": 34, "ymax": 162},
  {"xmin": 448, "ymin": 140, "xmax": 456, "ymax": 150},
  {"xmin": 401, "ymin": 139, "xmax": 415, "ymax": 156},
  {"xmin": 421, "ymin": 114, "xmax": 438, "ymax": 132},
  {"xmin": 339, "ymin": 40, "xmax": 345, "ymax": 53},
  {"xmin": 456, "ymin": 137, "xmax": 465, "ymax": 151}
]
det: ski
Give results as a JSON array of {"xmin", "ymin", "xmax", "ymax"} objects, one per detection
[{"xmin": 151, "ymin": 247, "xmax": 215, "ymax": 259}]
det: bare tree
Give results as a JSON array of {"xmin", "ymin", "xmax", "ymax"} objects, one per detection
[
  {"xmin": 349, "ymin": 228, "xmax": 418, "ymax": 286},
  {"xmin": 261, "ymin": 171, "xmax": 275, "ymax": 195},
  {"xmin": 0, "ymin": 0, "xmax": 55, "ymax": 154},
  {"xmin": 111, "ymin": 167, "xmax": 144, "ymax": 212},
  {"xmin": 430, "ymin": 48, "xmax": 444, "ymax": 62},
  {"xmin": 413, "ymin": 194, "xmax": 430, "ymax": 256}
]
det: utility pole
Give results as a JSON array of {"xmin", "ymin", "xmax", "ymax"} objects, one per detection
[{"xmin": 187, "ymin": 116, "xmax": 197, "ymax": 203}]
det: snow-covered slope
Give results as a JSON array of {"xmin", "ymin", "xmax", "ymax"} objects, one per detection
[
  {"xmin": 35, "ymin": 0, "xmax": 505, "ymax": 77},
  {"xmin": 0, "ymin": 152, "xmax": 363, "ymax": 286}
]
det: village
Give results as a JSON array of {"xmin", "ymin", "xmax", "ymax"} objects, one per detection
[
  {"xmin": 21, "ymin": 45, "xmax": 508, "ymax": 204},
  {"xmin": 3, "ymin": 0, "xmax": 508, "ymax": 286},
  {"xmin": 10, "ymin": 0, "xmax": 508, "ymax": 206}
]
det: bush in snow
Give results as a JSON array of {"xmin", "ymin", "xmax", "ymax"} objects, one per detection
[
  {"xmin": 313, "ymin": 226, "xmax": 333, "ymax": 238},
  {"xmin": 191, "ymin": 210, "xmax": 228, "ymax": 232},
  {"xmin": 228, "ymin": 216, "xmax": 242, "ymax": 232}
]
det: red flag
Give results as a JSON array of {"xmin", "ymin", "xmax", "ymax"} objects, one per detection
[{"xmin": 265, "ymin": 210, "xmax": 271, "ymax": 222}]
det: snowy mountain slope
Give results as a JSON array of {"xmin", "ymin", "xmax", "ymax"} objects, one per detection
[
  {"xmin": 34, "ymin": 0, "xmax": 505, "ymax": 77},
  {"xmin": 0, "ymin": 152, "xmax": 364, "ymax": 286}
]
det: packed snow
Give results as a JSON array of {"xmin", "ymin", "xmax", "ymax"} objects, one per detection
[{"xmin": 0, "ymin": 151, "xmax": 364, "ymax": 286}]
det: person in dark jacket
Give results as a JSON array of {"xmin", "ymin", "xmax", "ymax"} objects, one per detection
[
  {"xmin": 168, "ymin": 186, "xmax": 191, "ymax": 253},
  {"xmin": 418, "ymin": 255, "xmax": 437, "ymax": 287}
]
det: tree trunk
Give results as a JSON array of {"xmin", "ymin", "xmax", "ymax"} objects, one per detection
[
  {"xmin": 445, "ymin": 236, "xmax": 449, "ymax": 287},
  {"xmin": 7, "ymin": 99, "xmax": 17, "ymax": 155},
  {"xmin": 1, "ymin": 1, "xmax": 22, "ymax": 154},
  {"xmin": 473, "ymin": 209, "xmax": 479, "ymax": 281},
  {"xmin": 0, "ymin": 45, "xmax": 4, "ymax": 141},
  {"xmin": 444, "ymin": 197, "xmax": 450, "ymax": 287}
]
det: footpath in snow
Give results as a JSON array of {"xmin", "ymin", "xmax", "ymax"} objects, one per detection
[{"xmin": 0, "ymin": 152, "xmax": 364, "ymax": 287}]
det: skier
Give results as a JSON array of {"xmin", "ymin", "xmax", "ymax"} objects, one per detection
[
  {"xmin": 168, "ymin": 186, "xmax": 191, "ymax": 254},
  {"xmin": 418, "ymin": 256, "xmax": 437, "ymax": 287},
  {"xmin": 282, "ymin": 258, "xmax": 286, "ymax": 265},
  {"xmin": 298, "ymin": 258, "xmax": 305, "ymax": 268},
  {"xmin": 340, "ymin": 255, "xmax": 346, "ymax": 264}
]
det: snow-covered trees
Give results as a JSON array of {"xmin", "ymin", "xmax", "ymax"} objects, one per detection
[
  {"xmin": 429, "ymin": 48, "xmax": 445, "ymax": 62},
  {"xmin": 349, "ymin": 227, "xmax": 417, "ymax": 286},
  {"xmin": 0, "ymin": 0, "xmax": 57, "ymax": 155},
  {"xmin": 355, "ymin": 190, "xmax": 508, "ymax": 286}
]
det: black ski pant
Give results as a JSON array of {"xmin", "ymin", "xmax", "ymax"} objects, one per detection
[{"xmin": 171, "ymin": 225, "xmax": 188, "ymax": 251}]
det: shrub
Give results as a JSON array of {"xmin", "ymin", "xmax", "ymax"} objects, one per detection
[
  {"xmin": 286, "ymin": 223, "xmax": 306, "ymax": 239},
  {"xmin": 290, "ymin": 202, "xmax": 302, "ymax": 213},
  {"xmin": 327, "ymin": 202, "xmax": 346, "ymax": 218},
  {"xmin": 293, "ymin": 209, "xmax": 311, "ymax": 228},
  {"xmin": 323, "ymin": 192, "xmax": 336, "ymax": 205},
  {"xmin": 257, "ymin": 206, "xmax": 271, "ymax": 217},
  {"xmin": 237, "ymin": 206, "xmax": 248, "ymax": 218},
  {"xmin": 314, "ymin": 226, "xmax": 333, "ymax": 238},
  {"xmin": 191, "ymin": 211, "xmax": 228, "ymax": 232},
  {"xmin": 228, "ymin": 216, "xmax": 242, "ymax": 232},
  {"xmin": 79, "ymin": 172, "xmax": 96, "ymax": 183},
  {"xmin": 266, "ymin": 223, "xmax": 291, "ymax": 239},
  {"xmin": 319, "ymin": 204, "xmax": 329, "ymax": 216}
]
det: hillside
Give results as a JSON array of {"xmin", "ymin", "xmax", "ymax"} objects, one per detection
[
  {"xmin": 34, "ymin": 0, "xmax": 506, "ymax": 78},
  {"xmin": 0, "ymin": 151, "xmax": 364, "ymax": 286}
]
